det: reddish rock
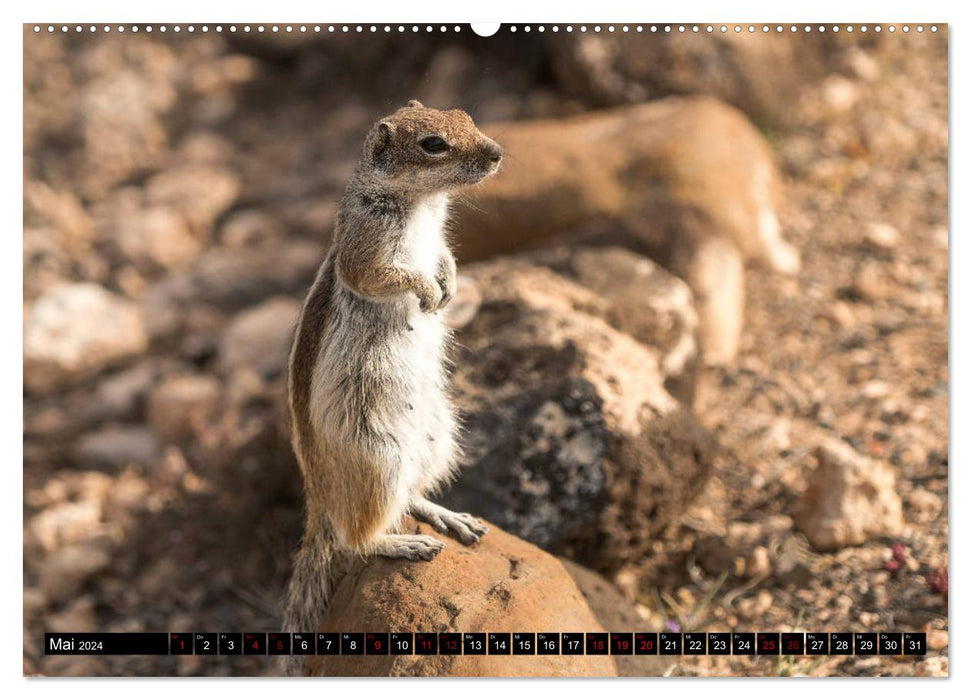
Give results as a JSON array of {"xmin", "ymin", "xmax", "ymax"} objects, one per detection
[
  {"xmin": 452, "ymin": 98, "xmax": 800, "ymax": 362},
  {"xmin": 305, "ymin": 519, "xmax": 616, "ymax": 677}
]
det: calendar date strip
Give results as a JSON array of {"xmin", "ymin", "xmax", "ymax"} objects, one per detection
[{"xmin": 45, "ymin": 631, "xmax": 928, "ymax": 656}]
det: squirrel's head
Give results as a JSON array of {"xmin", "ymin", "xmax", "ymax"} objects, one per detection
[{"xmin": 362, "ymin": 100, "xmax": 503, "ymax": 191}]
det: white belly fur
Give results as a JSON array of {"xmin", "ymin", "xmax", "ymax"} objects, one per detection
[{"xmin": 308, "ymin": 192, "xmax": 455, "ymax": 503}]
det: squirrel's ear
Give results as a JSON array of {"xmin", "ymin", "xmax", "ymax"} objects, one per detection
[
  {"xmin": 407, "ymin": 99, "xmax": 424, "ymax": 109},
  {"xmin": 365, "ymin": 121, "xmax": 394, "ymax": 165}
]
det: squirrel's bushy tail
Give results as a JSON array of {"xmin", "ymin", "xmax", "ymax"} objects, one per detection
[{"xmin": 280, "ymin": 526, "xmax": 341, "ymax": 676}]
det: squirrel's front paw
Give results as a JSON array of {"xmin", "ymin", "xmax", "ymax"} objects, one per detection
[
  {"xmin": 416, "ymin": 280, "xmax": 443, "ymax": 313},
  {"xmin": 435, "ymin": 257, "xmax": 458, "ymax": 311}
]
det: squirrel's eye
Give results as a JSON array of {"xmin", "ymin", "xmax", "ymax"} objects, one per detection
[{"xmin": 420, "ymin": 136, "xmax": 449, "ymax": 154}]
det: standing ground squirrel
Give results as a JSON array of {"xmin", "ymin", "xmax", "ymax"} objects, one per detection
[{"xmin": 283, "ymin": 101, "xmax": 502, "ymax": 672}]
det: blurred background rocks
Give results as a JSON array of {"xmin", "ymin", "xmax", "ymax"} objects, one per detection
[{"xmin": 23, "ymin": 25, "xmax": 947, "ymax": 677}]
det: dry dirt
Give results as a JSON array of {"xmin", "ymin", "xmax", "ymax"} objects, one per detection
[{"xmin": 22, "ymin": 28, "xmax": 948, "ymax": 677}]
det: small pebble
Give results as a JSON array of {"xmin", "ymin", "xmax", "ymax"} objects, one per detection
[
  {"xmin": 746, "ymin": 546, "xmax": 772, "ymax": 579},
  {"xmin": 927, "ymin": 629, "xmax": 948, "ymax": 651},
  {"xmin": 864, "ymin": 222, "xmax": 901, "ymax": 251}
]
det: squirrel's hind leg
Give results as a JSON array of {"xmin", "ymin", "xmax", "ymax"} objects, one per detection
[
  {"xmin": 370, "ymin": 533, "xmax": 445, "ymax": 561},
  {"xmin": 410, "ymin": 497, "xmax": 488, "ymax": 546}
]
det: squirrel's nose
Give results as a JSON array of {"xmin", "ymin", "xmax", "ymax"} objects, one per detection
[{"xmin": 487, "ymin": 143, "xmax": 503, "ymax": 164}]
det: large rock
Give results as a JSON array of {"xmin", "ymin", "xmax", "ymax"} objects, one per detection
[
  {"xmin": 115, "ymin": 205, "xmax": 202, "ymax": 272},
  {"xmin": 548, "ymin": 31, "xmax": 873, "ymax": 127},
  {"xmin": 37, "ymin": 541, "xmax": 112, "ymax": 603},
  {"xmin": 217, "ymin": 297, "xmax": 300, "ymax": 378},
  {"xmin": 453, "ymin": 97, "xmax": 800, "ymax": 363},
  {"xmin": 141, "ymin": 241, "xmax": 320, "ymax": 340},
  {"xmin": 76, "ymin": 424, "xmax": 161, "ymax": 470},
  {"xmin": 144, "ymin": 165, "xmax": 240, "ymax": 237},
  {"xmin": 442, "ymin": 253, "xmax": 718, "ymax": 573},
  {"xmin": 527, "ymin": 246, "xmax": 699, "ymax": 405},
  {"xmin": 148, "ymin": 374, "xmax": 222, "ymax": 443},
  {"xmin": 305, "ymin": 518, "xmax": 616, "ymax": 677},
  {"xmin": 794, "ymin": 438, "xmax": 904, "ymax": 551},
  {"xmin": 24, "ymin": 283, "xmax": 148, "ymax": 393}
]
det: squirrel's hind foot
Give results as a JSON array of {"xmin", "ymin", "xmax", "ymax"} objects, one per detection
[
  {"xmin": 410, "ymin": 498, "xmax": 489, "ymax": 546},
  {"xmin": 372, "ymin": 533, "xmax": 445, "ymax": 561}
]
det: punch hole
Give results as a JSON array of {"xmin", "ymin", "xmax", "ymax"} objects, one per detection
[{"xmin": 471, "ymin": 23, "xmax": 499, "ymax": 37}]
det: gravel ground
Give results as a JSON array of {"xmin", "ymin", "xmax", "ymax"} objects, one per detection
[{"xmin": 23, "ymin": 29, "xmax": 948, "ymax": 677}]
